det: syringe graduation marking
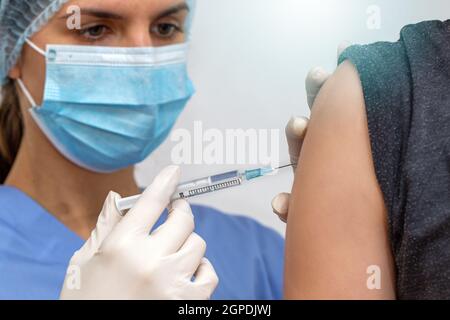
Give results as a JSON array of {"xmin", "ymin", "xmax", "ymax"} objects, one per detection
[{"xmin": 179, "ymin": 178, "xmax": 243, "ymax": 199}]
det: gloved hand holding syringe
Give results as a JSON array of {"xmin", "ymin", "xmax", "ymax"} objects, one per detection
[{"xmin": 116, "ymin": 164, "xmax": 296, "ymax": 212}]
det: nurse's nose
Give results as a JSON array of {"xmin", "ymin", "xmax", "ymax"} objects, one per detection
[{"xmin": 121, "ymin": 23, "xmax": 155, "ymax": 47}]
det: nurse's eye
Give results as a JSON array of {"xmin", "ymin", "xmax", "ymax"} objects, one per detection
[
  {"xmin": 152, "ymin": 22, "xmax": 183, "ymax": 39},
  {"xmin": 79, "ymin": 24, "xmax": 111, "ymax": 41}
]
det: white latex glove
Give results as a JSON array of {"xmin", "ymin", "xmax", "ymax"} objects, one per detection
[
  {"xmin": 271, "ymin": 43, "xmax": 350, "ymax": 223},
  {"xmin": 60, "ymin": 165, "xmax": 219, "ymax": 300}
]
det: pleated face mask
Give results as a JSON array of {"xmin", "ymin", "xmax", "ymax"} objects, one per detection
[{"xmin": 17, "ymin": 40, "xmax": 194, "ymax": 173}]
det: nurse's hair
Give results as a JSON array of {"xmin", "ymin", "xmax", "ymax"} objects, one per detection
[{"xmin": 0, "ymin": 80, "xmax": 23, "ymax": 183}]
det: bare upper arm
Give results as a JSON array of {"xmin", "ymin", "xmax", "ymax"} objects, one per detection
[{"xmin": 284, "ymin": 61, "xmax": 396, "ymax": 299}]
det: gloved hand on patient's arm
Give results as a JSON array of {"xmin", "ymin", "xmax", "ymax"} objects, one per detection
[
  {"xmin": 272, "ymin": 43, "xmax": 350, "ymax": 222},
  {"xmin": 270, "ymin": 67, "xmax": 329, "ymax": 222},
  {"xmin": 60, "ymin": 166, "xmax": 219, "ymax": 300}
]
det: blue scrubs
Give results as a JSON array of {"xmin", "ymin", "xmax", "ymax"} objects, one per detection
[{"xmin": 0, "ymin": 186, "xmax": 284, "ymax": 300}]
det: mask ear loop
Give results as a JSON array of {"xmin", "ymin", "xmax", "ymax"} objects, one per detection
[
  {"xmin": 16, "ymin": 78, "xmax": 37, "ymax": 108},
  {"xmin": 25, "ymin": 39, "xmax": 46, "ymax": 57},
  {"xmin": 15, "ymin": 39, "xmax": 47, "ymax": 109}
]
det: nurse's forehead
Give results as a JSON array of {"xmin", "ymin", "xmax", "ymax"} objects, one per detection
[{"xmin": 59, "ymin": 0, "xmax": 189, "ymax": 19}]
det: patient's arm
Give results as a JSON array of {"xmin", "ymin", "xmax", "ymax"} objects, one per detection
[{"xmin": 284, "ymin": 61, "xmax": 396, "ymax": 300}]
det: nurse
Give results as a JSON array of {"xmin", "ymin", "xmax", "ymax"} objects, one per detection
[{"xmin": 0, "ymin": 0, "xmax": 287, "ymax": 299}]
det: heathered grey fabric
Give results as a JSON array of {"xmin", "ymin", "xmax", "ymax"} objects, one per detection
[{"xmin": 339, "ymin": 20, "xmax": 450, "ymax": 299}]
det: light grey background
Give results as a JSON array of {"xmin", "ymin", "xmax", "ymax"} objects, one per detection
[{"xmin": 144, "ymin": 0, "xmax": 448, "ymax": 235}]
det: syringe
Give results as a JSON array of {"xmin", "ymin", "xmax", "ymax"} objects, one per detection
[{"xmin": 115, "ymin": 164, "xmax": 294, "ymax": 212}]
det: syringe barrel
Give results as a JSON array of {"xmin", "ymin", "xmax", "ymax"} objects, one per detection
[
  {"xmin": 173, "ymin": 170, "xmax": 241, "ymax": 199},
  {"xmin": 116, "ymin": 166, "xmax": 288, "ymax": 212},
  {"xmin": 116, "ymin": 170, "xmax": 242, "ymax": 212}
]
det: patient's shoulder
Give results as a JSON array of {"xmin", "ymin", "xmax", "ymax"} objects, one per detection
[
  {"xmin": 298, "ymin": 59, "xmax": 384, "ymax": 218},
  {"xmin": 298, "ymin": 59, "xmax": 377, "ymax": 200},
  {"xmin": 338, "ymin": 41, "xmax": 411, "ymax": 98},
  {"xmin": 310, "ymin": 60, "xmax": 366, "ymax": 135}
]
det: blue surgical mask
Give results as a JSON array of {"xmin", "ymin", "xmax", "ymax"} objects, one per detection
[{"xmin": 17, "ymin": 40, "xmax": 195, "ymax": 173}]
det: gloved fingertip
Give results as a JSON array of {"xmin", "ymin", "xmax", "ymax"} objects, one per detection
[
  {"xmin": 170, "ymin": 199, "xmax": 193, "ymax": 216},
  {"xmin": 102, "ymin": 191, "xmax": 124, "ymax": 219},
  {"xmin": 306, "ymin": 67, "xmax": 330, "ymax": 89},
  {"xmin": 200, "ymin": 257, "xmax": 214, "ymax": 271},
  {"xmin": 154, "ymin": 165, "xmax": 181, "ymax": 187},
  {"xmin": 306, "ymin": 67, "xmax": 330, "ymax": 110},
  {"xmin": 287, "ymin": 116, "xmax": 309, "ymax": 138},
  {"xmin": 271, "ymin": 193, "xmax": 290, "ymax": 216},
  {"xmin": 105, "ymin": 190, "xmax": 120, "ymax": 208},
  {"xmin": 196, "ymin": 257, "xmax": 219, "ymax": 286},
  {"xmin": 141, "ymin": 165, "xmax": 181, "ymax": 204},
  {"xmin": 108, "ymin": 190, "xmax": 121, "ymax": 201},
  {"xmin": 201, "ymin": 257, "xmax": 210, "ymax": 264},
  {"xmin": 101, "ymin": 191, "xmax": 118, "ymax": 211}
]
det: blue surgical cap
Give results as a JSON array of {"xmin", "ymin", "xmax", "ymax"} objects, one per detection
[{"xmin": 0, "ymin": 0, "xmax": 196, "ymax": 84}]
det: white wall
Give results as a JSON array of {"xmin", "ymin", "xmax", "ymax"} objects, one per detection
[{"xmin": 136, "ymin": 0, "xmax": 450, "ymax": 235}]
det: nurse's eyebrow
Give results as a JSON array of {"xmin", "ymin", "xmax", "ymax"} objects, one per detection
[
  {"xmin": 154, "ymin": 2, "xmax": 190, "ymax": 20},
  {"xmin": 59, "ymin": 3, "xmax": 189, "ymax": 21},
  {"xmin": 60, "ymin": 8, "xmax": 124, "ymax": 20}
]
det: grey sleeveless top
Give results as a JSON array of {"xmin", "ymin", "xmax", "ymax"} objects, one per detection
[{"xmin": 339, "ymin": 20, "xmax": 450, "ymax": 299}]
